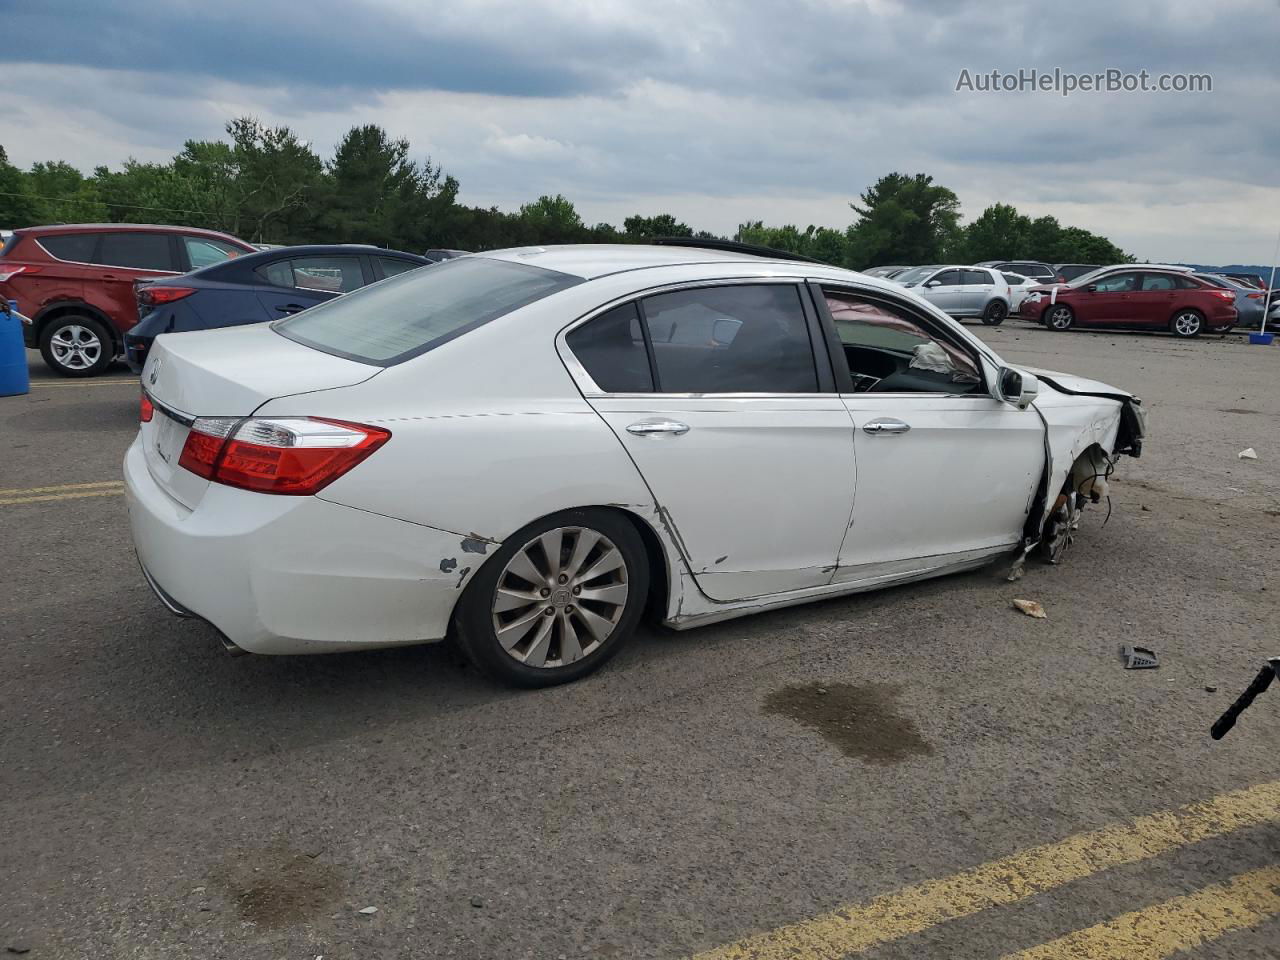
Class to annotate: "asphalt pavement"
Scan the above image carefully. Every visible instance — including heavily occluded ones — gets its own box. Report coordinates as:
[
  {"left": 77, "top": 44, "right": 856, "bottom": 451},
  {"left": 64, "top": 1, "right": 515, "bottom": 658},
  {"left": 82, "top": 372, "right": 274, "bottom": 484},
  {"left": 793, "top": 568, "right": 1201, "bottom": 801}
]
[{"left": 3, "top": 328, "right": 1280, "bottom": 960}]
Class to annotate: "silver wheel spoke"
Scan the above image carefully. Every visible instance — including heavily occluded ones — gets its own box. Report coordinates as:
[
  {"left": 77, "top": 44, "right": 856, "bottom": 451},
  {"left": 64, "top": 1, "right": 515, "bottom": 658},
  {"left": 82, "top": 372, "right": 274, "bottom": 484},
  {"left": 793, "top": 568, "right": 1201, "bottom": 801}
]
[
  {"left": 522, "top": 615, "right": 554, "bottom": 667},
  {"left": 505, "top": 549, "right": 547, "bottom": 588},
  {"left": 494, "top": 587, "right": 540, "bottom": 614},
  {"left": 575, "top": 605, "right": 616, "bottom": 644},
  {"left": 577, "top": 548, "right": 624, "bottom": 583},
  {"left": 577, "top": 583, "right": 628, "bottom": 606},
  {"left": 496, "top": 606, "right": 545, "bottom": 650},
  {"left": 538, "top": 530, "right": 563, "bottom": 580},
  {"left": 564, "top": 529, "right": 601, "bottom": 580},
  {"left": 558, "top": 612, "right": 583, "bottom": 664}
]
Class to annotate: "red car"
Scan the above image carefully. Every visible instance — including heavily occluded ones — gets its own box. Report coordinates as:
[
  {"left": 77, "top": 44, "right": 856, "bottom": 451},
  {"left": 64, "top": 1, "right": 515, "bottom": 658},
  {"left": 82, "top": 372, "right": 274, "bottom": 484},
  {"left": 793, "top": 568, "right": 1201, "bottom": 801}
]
[
  {"left": 0, "top": 223, "right": 254, "bottom": 376},
  {"left": 1019, "top": 267, "right": 1237, "bottom": 338}
]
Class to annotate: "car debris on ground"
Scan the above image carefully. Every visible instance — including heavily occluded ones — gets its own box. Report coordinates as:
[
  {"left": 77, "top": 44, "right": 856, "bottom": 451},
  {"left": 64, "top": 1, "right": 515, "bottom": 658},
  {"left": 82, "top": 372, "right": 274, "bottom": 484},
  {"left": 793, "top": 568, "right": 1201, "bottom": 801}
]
[
  {"left": 1238, "top": 447, "right": 1258, "bottom": 460},
  {"left": 1011, "top": 599, "right": 1047, "bottom": 619},
  {"left": 1120, "top": 645, "right": 1160, "bottom": 669}
]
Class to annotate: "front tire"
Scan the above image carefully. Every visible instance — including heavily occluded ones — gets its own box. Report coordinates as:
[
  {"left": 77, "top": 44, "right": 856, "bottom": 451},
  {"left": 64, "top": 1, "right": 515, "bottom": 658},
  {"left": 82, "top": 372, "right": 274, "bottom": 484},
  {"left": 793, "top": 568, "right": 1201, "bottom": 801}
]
[
  {"left": 982, "top": 300, "right": 1008, "bottom": 326},
  {"left": 39, "top": 315, "right": 114, "bottom": 377},
  {"left": 454, "top": 509, "right": 650, "bottom": 688},
  {"left": 1044, "top": 304, "right": 1075, "bottom": 331},
  {"left": 1171, "top": 310, "right": 1204, "bottom": 338}
]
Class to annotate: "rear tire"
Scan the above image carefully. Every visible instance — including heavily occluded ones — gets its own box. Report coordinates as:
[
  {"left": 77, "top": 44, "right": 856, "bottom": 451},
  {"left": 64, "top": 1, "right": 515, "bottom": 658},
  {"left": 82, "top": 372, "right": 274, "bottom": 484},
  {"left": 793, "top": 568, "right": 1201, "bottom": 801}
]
[
  {"left": 39, "top": 315, "right": 114, "bottom": 377},
  {"left": 453, "top": 508, "right": 650, "bottom": 688},
  {"left": 982, "top": 300, "right": 1007, "bottom": 326},
  {"left": 1044, "top": 305, "right": 1074, "bottom": 331},
  {"left": 1170, "top": 310, "right": 1204, "bottom": 338}
]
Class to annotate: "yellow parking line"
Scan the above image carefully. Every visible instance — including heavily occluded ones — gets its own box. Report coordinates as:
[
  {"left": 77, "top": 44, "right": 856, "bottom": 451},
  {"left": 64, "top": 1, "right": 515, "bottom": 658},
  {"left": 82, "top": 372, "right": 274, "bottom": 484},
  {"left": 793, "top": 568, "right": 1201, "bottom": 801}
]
[
  {"left": 1003, "top": 865, "right": 1280, "bottom": 960},
  {"left": 27, "top": 379, "right": 138, "bottom": 388},
  {"left": 692, "top": 779, "right": 1280, "bottom": 960},
  {"left": 0, "top": 481, "right": 124, "bottom": 497},
  {"left": 0, "top": 488, "right": 124, "bottom": 506}
]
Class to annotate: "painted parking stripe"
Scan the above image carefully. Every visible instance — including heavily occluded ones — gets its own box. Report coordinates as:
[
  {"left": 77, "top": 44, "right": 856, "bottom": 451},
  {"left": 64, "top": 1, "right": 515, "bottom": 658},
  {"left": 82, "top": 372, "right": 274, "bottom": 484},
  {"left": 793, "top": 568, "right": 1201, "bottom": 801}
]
[
  {"left": 1002, "top": 865, "right": 1280, "bottom": 960},
  {"left": 26, "top": 378, "right": 138, "bottom": 388},
  {"left": 0, "top": 481, "right": 124, "bottom": 506},
  {"left": 691, "top": 779, "right": 1280, "bottom": 960}
]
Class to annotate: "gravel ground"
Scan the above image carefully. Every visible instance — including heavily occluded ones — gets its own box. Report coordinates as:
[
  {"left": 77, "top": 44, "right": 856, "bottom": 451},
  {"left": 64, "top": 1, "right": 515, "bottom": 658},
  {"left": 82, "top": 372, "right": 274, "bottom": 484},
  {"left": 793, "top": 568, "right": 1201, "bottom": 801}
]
[{"left": 2, "top": 326, "right": 1279, "bottom": 959}]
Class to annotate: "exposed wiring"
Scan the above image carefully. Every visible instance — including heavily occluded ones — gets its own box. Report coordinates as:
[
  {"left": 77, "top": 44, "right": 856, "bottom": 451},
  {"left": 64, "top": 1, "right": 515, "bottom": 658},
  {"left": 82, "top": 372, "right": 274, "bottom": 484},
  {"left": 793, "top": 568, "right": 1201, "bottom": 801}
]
[{"left": 0, "top": 189, "right": 213, "bottom": 218}]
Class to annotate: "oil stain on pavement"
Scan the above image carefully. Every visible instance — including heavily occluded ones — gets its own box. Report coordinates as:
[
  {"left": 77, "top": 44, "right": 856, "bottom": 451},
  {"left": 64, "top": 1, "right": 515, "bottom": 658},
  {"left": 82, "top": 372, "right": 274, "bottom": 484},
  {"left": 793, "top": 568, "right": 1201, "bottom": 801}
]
[
  {"left": 763, "top": 682, "right": 933, "bottom": 763},
  {"left": 211, "top": 845, "right": 345, "bottom": 926}
]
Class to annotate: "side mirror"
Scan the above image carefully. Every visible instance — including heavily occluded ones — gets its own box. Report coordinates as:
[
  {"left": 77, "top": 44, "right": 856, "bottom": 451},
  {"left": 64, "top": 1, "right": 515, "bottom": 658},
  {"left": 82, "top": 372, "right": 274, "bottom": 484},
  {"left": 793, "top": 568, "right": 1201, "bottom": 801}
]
[
  {"left": 999, "top": 368, "right": 1040, "bottom": 409},
  {"left": 711, "top": 317, "right": 742, "bottom": 345},
  {"left": 925, "top": 280, "right": 941, "bottom": 288},
  {"left": 1086, "top": 284, "right": 1097, "bottom": 292}
]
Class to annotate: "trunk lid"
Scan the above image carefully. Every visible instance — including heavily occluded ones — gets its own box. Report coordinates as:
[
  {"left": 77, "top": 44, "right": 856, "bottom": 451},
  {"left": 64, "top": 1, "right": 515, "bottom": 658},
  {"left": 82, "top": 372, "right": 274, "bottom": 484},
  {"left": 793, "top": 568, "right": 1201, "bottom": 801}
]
[{"left": 140, "top": 325, "right": 379, "bottom": 508}]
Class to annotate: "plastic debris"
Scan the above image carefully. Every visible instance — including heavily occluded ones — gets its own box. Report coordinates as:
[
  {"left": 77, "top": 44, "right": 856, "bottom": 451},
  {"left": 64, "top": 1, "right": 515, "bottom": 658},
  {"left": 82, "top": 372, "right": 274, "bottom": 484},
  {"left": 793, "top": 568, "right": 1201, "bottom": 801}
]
[
  {"left": 1011, "top": 598, "right": 1047, "bottom": 619},
  {"left": 357, "top": 906, "right": 378, "bottom": 915},
  {"left": 1239, "top": 448, "right": 1258, "bottom": 460},
  {"left": 1120, "top": 645, "right": 1160, "bottom": 669}
]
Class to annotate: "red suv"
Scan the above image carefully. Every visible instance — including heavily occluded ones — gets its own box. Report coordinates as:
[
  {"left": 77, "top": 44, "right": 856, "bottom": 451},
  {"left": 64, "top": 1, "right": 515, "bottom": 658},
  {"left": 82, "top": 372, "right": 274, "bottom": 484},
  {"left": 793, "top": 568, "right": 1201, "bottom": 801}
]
[
  {"left": 1019, "top": 267, "right": 1237, "bottom": 338},
  {"left": 0, "top": 223, "right": 254, "bottom": 376}
]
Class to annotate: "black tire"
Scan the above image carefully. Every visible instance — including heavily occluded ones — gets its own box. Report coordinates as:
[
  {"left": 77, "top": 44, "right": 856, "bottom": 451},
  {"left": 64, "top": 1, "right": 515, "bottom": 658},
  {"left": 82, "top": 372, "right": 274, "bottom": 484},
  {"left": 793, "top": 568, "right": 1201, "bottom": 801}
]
[
  {"left": 453, "top": 508, "right": 650, "bottom": 688},
  {"left": 1170, "top": 309, "right": 1204, "bottom": 338},
  {"left": 1044, "top": 304, "right": 1074, "bottom": 331},
  {"left": 982, "top": 300, "right": 1008, "bottom": 326},
  {"left": 39, "top": 314, "right": 114, "bottom": 377}
]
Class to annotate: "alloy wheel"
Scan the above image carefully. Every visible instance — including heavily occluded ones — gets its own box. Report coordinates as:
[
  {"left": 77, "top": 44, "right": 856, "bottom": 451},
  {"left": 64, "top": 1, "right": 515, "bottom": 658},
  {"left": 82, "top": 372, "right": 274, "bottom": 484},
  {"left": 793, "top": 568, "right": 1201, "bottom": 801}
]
[
  {"left": 490, "top": 526, "right": 629, "bottom": 668},
  {"left": 1173, "top": 312, "right": 1202, "bottom": 337},
  {"left": 1047, "top": 307, "right": 1073, "bottom": 330},
  {"left": 49, "top": 324, "right": 103, "bottom": 371}
]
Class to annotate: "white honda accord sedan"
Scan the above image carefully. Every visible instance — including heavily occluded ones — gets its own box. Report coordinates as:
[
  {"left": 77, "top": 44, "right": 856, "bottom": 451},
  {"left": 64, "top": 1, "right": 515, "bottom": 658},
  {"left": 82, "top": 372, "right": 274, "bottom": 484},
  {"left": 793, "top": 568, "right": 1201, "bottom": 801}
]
[{"left": 125, "top": 242, "right": 1146, "bottom": 686}]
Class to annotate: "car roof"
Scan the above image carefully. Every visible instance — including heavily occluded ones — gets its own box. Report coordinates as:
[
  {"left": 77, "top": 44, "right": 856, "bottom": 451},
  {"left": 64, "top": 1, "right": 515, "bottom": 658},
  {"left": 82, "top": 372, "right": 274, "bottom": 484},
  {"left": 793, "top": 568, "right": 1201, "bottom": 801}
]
[
  {"left": 16, "top": 222, "right": 251, "bottom": 245},
  {"left": 237, "top": 243, "right": 426, "bottom": 261},
  {"left": 479, "top": 244, "right": 827, "bottom": 280}
]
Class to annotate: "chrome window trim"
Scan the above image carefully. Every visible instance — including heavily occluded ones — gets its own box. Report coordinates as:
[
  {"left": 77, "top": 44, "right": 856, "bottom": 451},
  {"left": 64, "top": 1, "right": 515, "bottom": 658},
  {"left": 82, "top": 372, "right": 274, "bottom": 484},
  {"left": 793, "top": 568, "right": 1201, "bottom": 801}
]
[{"left": 34, "top": 236, "right": 94, "bottom": 266}]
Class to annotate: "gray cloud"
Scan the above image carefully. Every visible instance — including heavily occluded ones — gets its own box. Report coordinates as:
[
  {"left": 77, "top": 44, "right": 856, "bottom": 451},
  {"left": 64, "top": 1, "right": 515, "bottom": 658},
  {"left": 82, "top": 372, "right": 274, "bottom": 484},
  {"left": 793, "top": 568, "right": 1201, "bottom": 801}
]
[{"left": 2, "top": 0, "right": 1279, "bottom": 263}]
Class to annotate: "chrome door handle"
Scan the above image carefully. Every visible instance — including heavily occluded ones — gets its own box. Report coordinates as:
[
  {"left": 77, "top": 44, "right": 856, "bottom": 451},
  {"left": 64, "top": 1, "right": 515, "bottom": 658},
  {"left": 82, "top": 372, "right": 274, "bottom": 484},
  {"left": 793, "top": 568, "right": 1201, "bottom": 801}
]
[
  {"left": 627, "top": 419, "right": 690, "bottom": 436},
  {"left": 862, "top": 418, "right": 911, "bottom": 436}
]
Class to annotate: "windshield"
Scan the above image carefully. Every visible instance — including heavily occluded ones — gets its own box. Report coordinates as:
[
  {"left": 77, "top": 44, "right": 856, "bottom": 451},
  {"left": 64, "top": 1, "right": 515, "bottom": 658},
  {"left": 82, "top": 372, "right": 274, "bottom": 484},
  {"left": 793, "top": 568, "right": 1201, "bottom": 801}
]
[
  {"left": 1066, "top": 267, "right": 1117, "bottom": 288},
  {"left": 275, "top": 256, "right": 582, "bottom": 365},
  {"left": 892, "top": 265, "right": 940, "bottom": 286}
]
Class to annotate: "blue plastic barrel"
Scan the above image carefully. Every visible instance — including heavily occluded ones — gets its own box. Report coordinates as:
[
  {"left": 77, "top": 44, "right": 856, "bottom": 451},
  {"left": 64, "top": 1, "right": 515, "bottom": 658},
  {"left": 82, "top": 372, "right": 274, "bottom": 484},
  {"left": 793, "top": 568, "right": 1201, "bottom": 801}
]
[{"left": 0, "top": 299, "right": 31, "bottom": 396}]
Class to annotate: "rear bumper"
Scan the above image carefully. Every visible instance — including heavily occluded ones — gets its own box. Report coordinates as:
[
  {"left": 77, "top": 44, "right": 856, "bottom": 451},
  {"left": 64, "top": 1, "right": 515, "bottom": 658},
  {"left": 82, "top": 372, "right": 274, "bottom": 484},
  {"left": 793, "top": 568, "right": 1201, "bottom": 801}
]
[{"left": 124, "top": 436, "right": 473, "bottom": 654}]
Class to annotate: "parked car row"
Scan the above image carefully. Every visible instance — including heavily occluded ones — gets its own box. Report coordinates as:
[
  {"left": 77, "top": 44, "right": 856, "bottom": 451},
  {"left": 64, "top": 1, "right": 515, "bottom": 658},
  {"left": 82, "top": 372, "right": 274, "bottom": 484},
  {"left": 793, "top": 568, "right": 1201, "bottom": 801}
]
[
  {"left": 0, "top": 222, "right": 454, "bottom": 376},
  {"left": 866, "top": 258, "right": 1272, "bottom": 338}
]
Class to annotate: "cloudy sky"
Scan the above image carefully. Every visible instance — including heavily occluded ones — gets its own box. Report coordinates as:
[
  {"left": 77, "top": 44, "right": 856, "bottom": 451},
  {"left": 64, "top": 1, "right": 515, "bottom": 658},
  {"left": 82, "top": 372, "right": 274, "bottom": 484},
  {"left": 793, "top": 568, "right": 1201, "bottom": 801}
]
[{"left": 3, "top": 0, "right": 1279, "bottom": 264}]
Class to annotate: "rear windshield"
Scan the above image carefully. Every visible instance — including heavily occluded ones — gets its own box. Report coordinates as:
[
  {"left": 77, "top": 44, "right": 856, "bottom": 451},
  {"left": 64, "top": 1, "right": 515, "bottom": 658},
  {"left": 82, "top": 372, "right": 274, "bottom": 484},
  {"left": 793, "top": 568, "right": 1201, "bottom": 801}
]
[{"left": 274, "top": 256, "right": 582, "bottom": 365}]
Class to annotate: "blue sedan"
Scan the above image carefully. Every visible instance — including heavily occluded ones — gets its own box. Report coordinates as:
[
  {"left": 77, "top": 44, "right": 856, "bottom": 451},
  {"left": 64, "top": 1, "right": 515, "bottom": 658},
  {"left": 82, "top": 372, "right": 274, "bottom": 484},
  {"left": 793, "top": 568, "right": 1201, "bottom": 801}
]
[{"left": 125, "top": 244, "right": 432, "bottom": 371}]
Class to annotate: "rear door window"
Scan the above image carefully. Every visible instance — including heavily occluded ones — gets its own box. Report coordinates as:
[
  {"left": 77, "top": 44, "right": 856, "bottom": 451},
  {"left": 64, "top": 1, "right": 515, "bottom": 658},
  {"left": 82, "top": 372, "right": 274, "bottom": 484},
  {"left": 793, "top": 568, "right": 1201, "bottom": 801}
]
[
  {"left": 375, "top": 256, "right": 423, "bottom": 279},
  {"left": 961, "top": 269, "right": 992, "bottom": 285},
  {"left": 290, "top": 257, "right": 364, "bottom": 293},
  {"left": 1140, "top": 274, "right": 1177, "bottom": 291},
  {"left": 184, "top": 236, "right": 244, "bottom": 269},
  {"left": 256, "top": 260, "right": 295, "bottom": 288},
  {"left": 96, "top": 232, "right": 176, "bottom": 271},
  {"left": 565, "top": 302, "right": 653, "bottom": 393},
  {"left": 275, "top": 256, "right": 582, "bottom": 365},
  {"left": 37, "top": 234, "right": 98, "bottom": 263},
  {"left": 640, "top": 284, "right": 818, "bottom": 394}
]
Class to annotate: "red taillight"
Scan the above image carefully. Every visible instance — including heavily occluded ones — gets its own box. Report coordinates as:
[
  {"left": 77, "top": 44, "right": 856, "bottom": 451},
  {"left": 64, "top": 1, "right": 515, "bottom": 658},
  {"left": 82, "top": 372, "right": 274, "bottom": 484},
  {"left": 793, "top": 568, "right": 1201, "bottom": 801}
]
[
  {"left": 139, "top": 286, "right": 196, "bottom": 306},
  {"left": 177, "top": 417, "right": 390, "bottom": 495},
  {"left": 139, "top": 390, "right": 154, "bottom": 423},
  {"left": 1213, "top": 290, "right": 1236, "bottom": 302},
  {"left": 0, "top": 265, "right": 40, "bottom": 283},
  {"left": 1247, "top": 292, "right": 1264, "bottom": 300}
]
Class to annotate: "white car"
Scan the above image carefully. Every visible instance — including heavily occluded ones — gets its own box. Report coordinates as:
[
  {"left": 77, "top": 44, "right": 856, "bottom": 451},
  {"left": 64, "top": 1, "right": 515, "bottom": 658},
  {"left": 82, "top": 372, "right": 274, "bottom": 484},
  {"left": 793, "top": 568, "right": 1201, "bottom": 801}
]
[
  {"left": 1002, "top": 272, "right": 1040, "bottom": 311},
  {"left": 126, "top": 243, "right": 1146, "bottom": 687},
  {"left": 893, "top": 265, "right": 1012, "bottom": 325}
]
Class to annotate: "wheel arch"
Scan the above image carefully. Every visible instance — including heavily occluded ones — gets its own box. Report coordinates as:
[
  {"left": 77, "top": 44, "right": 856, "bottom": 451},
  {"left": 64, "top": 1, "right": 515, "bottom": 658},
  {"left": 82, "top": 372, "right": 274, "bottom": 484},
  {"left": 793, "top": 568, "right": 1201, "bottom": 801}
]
[
  {"left": 34, "top": 301, "right": 121, "bottom": 351},
  {"left": 450, "top": 503, "right": 680, "bottom": 634}
]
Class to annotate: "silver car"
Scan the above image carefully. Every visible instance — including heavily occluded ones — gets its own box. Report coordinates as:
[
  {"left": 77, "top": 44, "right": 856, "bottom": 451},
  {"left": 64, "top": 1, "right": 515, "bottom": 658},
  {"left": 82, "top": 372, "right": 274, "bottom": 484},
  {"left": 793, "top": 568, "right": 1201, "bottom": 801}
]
[{"left": 895, "top": 265, "right": 1011, "bottom": 325}]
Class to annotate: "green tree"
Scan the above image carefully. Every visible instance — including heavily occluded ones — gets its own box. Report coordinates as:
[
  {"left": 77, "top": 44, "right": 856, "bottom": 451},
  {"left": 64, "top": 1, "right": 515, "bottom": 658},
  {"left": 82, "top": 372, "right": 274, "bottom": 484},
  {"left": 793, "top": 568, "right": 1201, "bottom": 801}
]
[
  {"left": 0, "top": 146, "right": 39, "bottom": 226},
  {"left": 623, "top": 213, "right": 692, "bottom": 240},
  {"left": 517, "top": 194, "right": 585, "bottom": 243},
  {"left": 957, "top": 203, "right": 1030, "bottom": 263},
  {"left": 845, "top": 172, "right": 961, "bottom": 268}
]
